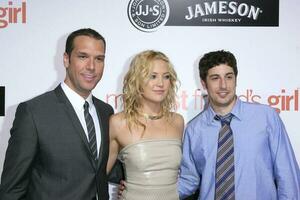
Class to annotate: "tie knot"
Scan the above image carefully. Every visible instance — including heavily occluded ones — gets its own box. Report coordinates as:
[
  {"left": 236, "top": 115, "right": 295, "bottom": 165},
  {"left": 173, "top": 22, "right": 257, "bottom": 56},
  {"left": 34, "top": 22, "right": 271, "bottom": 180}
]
[
  {"left": 84, "top": 101, "right": 89, "bottom": 111},
  {"left": 214, "top": 113, "right": 233, "bottom": 126}
]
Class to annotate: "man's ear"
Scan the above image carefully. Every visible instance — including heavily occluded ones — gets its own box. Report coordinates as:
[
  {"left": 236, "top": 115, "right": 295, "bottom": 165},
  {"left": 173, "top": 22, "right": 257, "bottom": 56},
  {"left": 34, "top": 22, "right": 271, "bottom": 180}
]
[
  {"left": 63, "top": 52, "right": 70, "bottom": 69},
  {"left": 201, "top": 79, "right": 207, "bottom": 90}
]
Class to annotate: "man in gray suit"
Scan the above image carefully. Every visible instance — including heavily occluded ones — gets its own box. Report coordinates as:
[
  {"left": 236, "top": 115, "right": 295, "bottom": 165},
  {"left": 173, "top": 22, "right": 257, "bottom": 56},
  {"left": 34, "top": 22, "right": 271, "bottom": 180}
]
[{"left": 0, "top": 28, "right": 114, "bottom": 200}]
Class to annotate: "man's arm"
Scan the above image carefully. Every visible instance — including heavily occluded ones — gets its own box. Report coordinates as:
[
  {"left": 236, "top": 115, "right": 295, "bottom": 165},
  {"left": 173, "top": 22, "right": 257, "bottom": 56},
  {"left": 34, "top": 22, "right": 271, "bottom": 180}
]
[
  {"left": 178, "top": 126, "right": 201, "bottom": 199},
  {"left": 269, "top": 109, "right": 300, "bottom": 199},
  {"left": 0, "top": 102, "right": 38, "bottom": 199}
]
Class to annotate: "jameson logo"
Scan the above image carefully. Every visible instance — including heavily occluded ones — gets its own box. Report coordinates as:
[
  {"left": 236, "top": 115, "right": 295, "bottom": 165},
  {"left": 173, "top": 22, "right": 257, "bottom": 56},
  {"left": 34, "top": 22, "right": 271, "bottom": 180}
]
[
  {"left": 185, "top": 2, "right": 262, "bottom": 21},
  {"left": 166, "top": 0, "right": 279, "bottom": 27},
  {"left": 127, "top": 0, "right": 170, "bottom": 32}
]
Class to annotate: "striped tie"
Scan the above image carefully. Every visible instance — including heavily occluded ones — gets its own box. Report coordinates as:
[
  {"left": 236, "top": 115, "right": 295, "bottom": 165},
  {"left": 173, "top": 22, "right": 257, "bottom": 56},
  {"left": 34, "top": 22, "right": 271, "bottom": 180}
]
[
  {"left": 84, "top": 101, "right": 98, "bottom": 160},
  {"left": 214, "top": 113, "right": 235, "bottom": 200}
]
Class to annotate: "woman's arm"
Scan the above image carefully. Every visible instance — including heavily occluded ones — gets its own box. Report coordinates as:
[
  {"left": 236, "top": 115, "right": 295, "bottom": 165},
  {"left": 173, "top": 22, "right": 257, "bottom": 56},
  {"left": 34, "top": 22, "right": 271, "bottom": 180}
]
[{"left": 106, "top": 115, "right": 120, "bottom": 174}]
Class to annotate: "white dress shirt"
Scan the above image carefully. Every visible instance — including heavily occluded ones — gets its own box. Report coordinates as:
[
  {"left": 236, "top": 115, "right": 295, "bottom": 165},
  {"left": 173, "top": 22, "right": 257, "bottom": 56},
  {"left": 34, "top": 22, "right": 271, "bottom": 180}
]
[{"left": 61, "top": 82, "right": 101, "bottom": 158}]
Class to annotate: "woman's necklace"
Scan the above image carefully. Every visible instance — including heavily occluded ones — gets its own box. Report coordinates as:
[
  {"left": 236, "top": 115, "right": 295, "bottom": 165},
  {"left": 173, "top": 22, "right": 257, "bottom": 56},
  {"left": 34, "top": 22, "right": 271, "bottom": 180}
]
[{"left": 141, "top": 112, "right": 164, "bottom": 120}]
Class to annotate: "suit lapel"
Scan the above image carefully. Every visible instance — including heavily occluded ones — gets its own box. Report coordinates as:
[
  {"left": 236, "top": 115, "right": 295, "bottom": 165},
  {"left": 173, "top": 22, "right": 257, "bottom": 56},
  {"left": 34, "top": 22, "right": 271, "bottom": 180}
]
[{"left": 54, "top": 85, "right": 97, "bottom": 169}]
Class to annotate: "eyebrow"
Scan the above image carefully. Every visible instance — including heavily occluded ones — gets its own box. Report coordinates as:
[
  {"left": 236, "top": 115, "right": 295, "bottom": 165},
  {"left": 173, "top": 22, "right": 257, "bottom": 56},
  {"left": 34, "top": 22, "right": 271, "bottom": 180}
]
[
  {"left": 225, "top": 72, "right": 234, "bottom": 76},
  {"left": 96, "top": 55, "right": 105, "bottom": 59},
  {"left": 76, "top": 51, "right": 105, "bottom": 58},
  {"left": 209, "top": 72, "right": 234, "bottom": 77},
  {"left": 151, "top": 72, "right": 170, "bottom": 74}
]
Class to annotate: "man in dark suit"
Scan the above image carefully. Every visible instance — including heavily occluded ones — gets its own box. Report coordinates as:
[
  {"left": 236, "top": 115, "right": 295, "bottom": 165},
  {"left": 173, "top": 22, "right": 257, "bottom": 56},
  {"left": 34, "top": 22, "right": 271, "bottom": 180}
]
[{"left": 0, "top": 28, "right": 114, "bottom": 200}]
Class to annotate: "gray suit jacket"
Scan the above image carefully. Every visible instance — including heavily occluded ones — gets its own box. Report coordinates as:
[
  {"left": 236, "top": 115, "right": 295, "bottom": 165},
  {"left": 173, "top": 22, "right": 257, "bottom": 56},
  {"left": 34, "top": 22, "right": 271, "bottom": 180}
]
[{"left": 0, "top": 85, "right": 114, "bottom": 200}]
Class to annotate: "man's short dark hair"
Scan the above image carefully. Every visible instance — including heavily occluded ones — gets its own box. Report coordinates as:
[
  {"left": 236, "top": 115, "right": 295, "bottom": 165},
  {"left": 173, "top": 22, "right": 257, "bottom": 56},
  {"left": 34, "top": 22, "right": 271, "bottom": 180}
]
[
  {"left": 65, "top": 28, "right": 106, "bottom": 56},
  {"left": 199, "top": 50, "right": 238, "bottom": 81}
]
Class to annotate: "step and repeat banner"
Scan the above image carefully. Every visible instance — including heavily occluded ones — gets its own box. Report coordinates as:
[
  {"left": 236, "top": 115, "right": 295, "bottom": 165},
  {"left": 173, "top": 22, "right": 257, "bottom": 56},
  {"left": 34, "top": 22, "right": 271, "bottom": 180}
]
[{"left": 0, "top": 0, "right": 299, "bottom": 196}]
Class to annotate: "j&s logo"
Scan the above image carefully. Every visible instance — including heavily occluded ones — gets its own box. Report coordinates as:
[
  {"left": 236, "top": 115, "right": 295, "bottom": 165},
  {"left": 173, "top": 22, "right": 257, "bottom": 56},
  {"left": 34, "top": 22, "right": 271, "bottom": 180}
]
[
  {"left": 0, "top": 1, "right": 27, "bottom": 29},
  {"left": 128, "top": 0, "right": 170, "bottom": 32}
]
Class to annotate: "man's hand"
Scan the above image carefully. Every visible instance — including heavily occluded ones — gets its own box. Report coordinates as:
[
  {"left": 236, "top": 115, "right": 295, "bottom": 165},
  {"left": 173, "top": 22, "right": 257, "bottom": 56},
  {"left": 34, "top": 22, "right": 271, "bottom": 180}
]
[{"left": 118, "top": 180, "right": 125, "bottom": 199}]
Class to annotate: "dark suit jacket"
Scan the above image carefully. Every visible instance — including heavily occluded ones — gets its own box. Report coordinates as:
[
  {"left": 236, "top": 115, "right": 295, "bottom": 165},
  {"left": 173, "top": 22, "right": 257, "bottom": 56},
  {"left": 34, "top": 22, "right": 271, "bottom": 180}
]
[{"left": 0, "top": 85, "right": 114, "bottom": 200}]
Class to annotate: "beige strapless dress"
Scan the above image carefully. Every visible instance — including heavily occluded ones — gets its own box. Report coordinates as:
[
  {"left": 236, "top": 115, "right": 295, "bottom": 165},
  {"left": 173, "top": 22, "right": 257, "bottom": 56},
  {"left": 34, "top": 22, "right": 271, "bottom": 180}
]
[{"left": 118, "top": 139, "right": 182, "bottom": 200}]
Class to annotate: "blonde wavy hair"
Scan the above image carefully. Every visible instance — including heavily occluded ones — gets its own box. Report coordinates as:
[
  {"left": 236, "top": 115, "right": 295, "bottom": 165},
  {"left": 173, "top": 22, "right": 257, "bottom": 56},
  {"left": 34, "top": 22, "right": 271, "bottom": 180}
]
[{"left": 123, "top": 50, "right": 178, "bottom": 132}]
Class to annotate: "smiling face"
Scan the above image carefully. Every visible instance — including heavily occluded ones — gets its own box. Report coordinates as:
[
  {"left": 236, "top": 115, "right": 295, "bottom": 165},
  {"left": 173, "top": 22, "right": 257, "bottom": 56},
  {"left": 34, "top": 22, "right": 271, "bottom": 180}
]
[
  {"left": 63, "top": 35, "right": 105, "bottom": 98},
  {"left": 202, "top": 64, "right": 237, "bottom": 114},
  {"left": 141, "top": 59, "right": 171, "bottom": 106}
]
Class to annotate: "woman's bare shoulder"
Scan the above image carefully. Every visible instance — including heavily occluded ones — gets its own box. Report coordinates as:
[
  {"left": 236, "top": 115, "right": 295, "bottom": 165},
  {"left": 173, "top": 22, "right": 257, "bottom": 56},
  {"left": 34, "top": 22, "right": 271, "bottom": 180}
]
[
  {"left": 169, "top": 112, "right": 184, "bottom": 138},
  {"left": 109, "top": 112, "right": 127, "bottom": 131},
  {"left": 170, "top": 112, "right": 184, "bottom": 125},
  {"left": 110, "top": 112, "right": 125, "bottom": 121}
]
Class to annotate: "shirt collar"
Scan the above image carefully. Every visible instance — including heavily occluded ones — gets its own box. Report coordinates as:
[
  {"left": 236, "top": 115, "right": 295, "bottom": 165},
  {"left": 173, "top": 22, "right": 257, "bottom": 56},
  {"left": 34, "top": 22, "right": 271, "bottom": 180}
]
[
  {"left": 61, "top": 82, "right": 93, "bottom": 111},
  {"left": 230, "top": 98, "right": 242, "bottom": 121},
  {"left": 205, "top": 97, "right": 243, "bottom": 125}
]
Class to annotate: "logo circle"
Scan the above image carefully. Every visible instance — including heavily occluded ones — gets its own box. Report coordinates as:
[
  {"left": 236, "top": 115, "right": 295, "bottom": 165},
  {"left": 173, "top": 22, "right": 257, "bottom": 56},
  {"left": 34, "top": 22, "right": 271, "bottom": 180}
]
[{"left": 128, "top": 0, "right": 170, "bottom": 32}]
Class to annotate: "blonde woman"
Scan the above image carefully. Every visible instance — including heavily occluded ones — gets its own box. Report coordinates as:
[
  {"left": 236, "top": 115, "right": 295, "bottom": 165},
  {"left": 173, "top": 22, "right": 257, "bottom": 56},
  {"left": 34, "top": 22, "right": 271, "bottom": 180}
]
[{"left": 107, "top": 50, "right": 184, "bottom": 200}]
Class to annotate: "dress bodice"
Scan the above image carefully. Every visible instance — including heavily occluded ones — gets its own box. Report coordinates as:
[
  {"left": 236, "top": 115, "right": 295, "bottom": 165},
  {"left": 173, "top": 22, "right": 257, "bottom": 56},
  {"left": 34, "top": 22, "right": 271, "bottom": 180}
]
[{"left": 118, "top": 139, "right": 182, "bottom": 200}]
